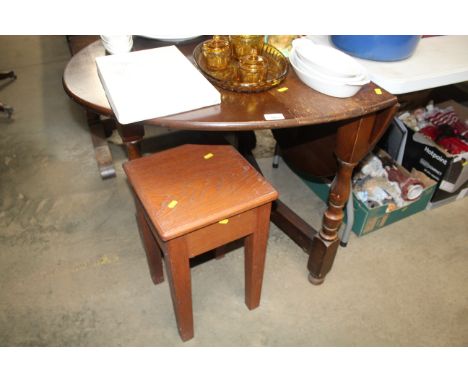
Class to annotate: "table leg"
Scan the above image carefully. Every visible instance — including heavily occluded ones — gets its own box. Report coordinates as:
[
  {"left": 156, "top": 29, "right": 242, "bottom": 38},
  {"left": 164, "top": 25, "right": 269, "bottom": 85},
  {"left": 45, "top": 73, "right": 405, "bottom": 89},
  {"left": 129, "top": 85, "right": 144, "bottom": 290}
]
[
  {"left": 307, "top": 158, "right": 355, "bottom": 284},
  {"left": 307, "top": 104, "right": 399, "bottom": 284},
  {"left": 116, "top": 122, "right": 145, "bottom": 160},
  {"left": 86, "top": 111, "right": 116, "bottom": 179}
]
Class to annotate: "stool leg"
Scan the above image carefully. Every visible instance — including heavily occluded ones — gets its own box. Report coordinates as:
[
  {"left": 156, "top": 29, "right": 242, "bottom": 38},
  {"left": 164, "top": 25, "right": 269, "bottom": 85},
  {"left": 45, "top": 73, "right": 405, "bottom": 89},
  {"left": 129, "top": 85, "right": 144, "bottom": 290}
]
[
  {"left": 165, "top": 239, "right": 194, "bottom": 341},
  {"left": 135, "top": 207, "right": 164, "bottom": 284},
  {"left": 214, "top": 246, "right": 226, "bottom": 260},
  {"left": 244, "top": 203, "right": 272, "bottom": 310}
]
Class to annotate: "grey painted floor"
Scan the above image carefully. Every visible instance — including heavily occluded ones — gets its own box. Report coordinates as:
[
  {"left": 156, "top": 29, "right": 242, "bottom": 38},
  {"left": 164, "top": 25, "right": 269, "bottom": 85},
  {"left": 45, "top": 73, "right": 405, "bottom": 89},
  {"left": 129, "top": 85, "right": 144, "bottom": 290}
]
[{"left": 1, "top": 36, "right": 467, "bottom": 347}]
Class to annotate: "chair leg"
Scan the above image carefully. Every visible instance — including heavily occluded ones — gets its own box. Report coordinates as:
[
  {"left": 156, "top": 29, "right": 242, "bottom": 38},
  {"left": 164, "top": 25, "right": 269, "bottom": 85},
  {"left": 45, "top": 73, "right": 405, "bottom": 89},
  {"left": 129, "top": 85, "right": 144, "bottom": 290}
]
[
  {"left": 244, "top": 203, "right": 271, "bottom": 310},
  {"left": 135, "top": 205, "right": 164, "bottom": 284},
  {"left": 0, "top": 71, "right": 16, "bottom": 119},
  {"left": 165, "top": 239, "right": 194, "bottom": 341},
  {"left": 0, "top": 102, "right": 14, "bottom": 118},
  {"left": 0, "top": 70, "right": 16, "bottom": 80},
  {"left": 340, "top": 179, "right": 355, "bottom": 247},
  {"left": 272, "top": 142, "right": 281, "bottom": 168}
]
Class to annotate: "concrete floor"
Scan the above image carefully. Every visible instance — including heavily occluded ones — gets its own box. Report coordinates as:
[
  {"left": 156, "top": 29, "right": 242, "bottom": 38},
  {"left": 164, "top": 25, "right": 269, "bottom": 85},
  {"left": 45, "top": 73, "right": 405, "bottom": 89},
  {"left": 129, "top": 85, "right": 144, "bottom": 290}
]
[{"left": 0, "top": 36, "right": 467, "bottom": 346}]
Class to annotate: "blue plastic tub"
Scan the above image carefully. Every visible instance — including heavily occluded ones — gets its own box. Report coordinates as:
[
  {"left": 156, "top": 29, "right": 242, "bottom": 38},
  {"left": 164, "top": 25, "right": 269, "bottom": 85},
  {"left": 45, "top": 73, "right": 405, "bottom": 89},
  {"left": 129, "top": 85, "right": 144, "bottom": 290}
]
[{"left": 330, "top": 35, "right": 421, "bottom": 62}]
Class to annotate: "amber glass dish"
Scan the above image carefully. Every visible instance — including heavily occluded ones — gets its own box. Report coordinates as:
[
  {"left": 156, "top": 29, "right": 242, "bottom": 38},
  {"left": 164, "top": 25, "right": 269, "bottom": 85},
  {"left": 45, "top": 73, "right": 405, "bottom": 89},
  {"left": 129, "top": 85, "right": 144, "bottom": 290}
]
[
  {"left": 202, "top": 38, "right": 231, "bottom": 71},
  {"left": 193, "top": 42, "right": 288, "bottom": 93},
  {"left": 230, "top": 35, "right": 264, "bottom": 58},
  {"left": 239, "top": 54, "right": 267, "bottom": 83}
]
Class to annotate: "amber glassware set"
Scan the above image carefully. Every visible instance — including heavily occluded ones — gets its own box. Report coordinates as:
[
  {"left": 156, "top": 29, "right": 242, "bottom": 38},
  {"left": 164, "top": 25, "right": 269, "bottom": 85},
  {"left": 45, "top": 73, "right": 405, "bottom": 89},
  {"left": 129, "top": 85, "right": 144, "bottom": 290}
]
[
  {"left": 202, "top": 35, "right": 267, "bottom": 84},
  {"left": 195, "top": 35, "right": 288, "bottom": 93}
]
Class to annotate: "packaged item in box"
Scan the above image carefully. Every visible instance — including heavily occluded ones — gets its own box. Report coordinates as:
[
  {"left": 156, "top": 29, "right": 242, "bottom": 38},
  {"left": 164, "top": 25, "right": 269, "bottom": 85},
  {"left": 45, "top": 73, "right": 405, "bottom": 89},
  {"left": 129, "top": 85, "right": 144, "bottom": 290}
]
[
  {"left": 381, "top": 100, "right": 468, "bottom": 206},
  {"left": 353, "top": 151, "right": 425, "bottom": 209},
  {"left": 398, "top": 101, "right": 468, "bottom": 155},
  {"left": 296, "top": 149, "right": 437, "bottom": 236}
]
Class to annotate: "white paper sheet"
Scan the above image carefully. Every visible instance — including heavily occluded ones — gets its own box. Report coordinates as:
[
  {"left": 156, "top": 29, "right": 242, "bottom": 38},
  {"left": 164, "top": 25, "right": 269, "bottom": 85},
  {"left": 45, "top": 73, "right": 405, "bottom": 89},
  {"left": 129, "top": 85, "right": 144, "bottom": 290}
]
[{"left": 95, "top": 46, "right": 221, "bottom": 124}]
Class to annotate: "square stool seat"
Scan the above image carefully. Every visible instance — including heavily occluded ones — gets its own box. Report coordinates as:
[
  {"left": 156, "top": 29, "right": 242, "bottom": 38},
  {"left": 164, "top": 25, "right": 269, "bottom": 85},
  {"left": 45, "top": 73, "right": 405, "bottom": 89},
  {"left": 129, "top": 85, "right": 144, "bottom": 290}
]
[
  {"left": 123, "top": 144, "right": 278, "bottom": 341},
  {"left": 124, "top": 144, "right": 278, "bottom": 241}
]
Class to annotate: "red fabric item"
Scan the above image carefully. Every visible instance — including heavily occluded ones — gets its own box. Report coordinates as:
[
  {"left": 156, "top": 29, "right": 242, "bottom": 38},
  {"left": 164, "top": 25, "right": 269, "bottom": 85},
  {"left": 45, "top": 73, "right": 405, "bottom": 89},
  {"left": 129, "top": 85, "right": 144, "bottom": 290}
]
[
  {"left": 453, "top": 120, "right": 468, "bottom": 137},
  {"left": 427, "top": 109, "right": 458, "bottom": 126},
  {"left": 437, "top": 137, "right": 468, "bottom": 155},
  {"left": 420, "top": 124, "right": 439, "bottom": 141},
  {"left": 419, "top": 107, "right": 468, "bottom": 154}
]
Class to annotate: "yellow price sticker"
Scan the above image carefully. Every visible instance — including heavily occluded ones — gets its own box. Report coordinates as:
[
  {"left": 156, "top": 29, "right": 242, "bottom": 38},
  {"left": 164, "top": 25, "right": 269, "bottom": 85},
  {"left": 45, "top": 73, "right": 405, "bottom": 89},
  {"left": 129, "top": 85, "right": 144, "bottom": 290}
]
[
  {"left": 374, "top": 88, "right": 382, "bottom": 95},
  {"left": 167, "top": 200, "right": 178, "bottom": 209},
  {"left": 218, "top": 219, "right": 229, "bottom": 224}
]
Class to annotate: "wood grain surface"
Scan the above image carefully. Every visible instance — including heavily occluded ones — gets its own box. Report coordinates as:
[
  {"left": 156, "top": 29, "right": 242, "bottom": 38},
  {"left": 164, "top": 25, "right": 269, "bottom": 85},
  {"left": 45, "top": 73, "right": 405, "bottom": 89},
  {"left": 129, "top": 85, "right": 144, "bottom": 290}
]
[
  {"left": 63, "top": 37, "right": 397, "bottom": 131},
  {"left": 123, "top": 144, "right": 278, "bottom": 240}
]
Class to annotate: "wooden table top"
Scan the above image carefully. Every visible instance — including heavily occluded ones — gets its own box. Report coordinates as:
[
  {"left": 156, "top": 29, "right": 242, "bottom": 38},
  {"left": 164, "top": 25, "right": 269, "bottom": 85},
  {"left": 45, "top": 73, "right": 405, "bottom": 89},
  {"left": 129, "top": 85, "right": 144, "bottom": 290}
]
[{"left": 63, "top": 36, "right": 397, "bottom": 131}]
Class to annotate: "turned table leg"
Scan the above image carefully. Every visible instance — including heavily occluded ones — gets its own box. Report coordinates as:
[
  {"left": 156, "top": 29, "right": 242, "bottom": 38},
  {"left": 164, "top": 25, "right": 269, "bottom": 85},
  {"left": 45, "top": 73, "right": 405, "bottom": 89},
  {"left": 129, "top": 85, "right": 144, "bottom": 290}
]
[
  {"left": 307, "top": 159, "right": 356, "bottom": 285},
  {"left": 116, "top": 122, "right": 145, "bottom": 160},
  {"left": 307, "top": 104, "right": 399, "bottom": 284}
]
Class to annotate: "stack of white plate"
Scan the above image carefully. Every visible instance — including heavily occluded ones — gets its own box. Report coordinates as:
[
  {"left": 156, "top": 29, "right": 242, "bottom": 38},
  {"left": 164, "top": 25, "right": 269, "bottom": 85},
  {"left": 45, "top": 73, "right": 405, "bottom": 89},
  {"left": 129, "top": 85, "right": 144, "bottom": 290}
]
[
  {"left": 289, "top": 38, "right": 370, "bottom": 98},
  {"left": 100, "top": 35, "right": 133, "bottom": 55},
  {"left": 138, "top": 35, "right": 201, "bottom": 42}
]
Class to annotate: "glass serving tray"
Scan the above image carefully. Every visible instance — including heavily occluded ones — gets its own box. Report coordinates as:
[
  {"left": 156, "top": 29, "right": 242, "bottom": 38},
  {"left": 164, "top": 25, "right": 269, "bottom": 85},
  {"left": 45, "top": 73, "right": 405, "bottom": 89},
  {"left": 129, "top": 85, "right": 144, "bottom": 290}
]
[{"left": 193, "top": 42, "right": 289, "bottom": 93}]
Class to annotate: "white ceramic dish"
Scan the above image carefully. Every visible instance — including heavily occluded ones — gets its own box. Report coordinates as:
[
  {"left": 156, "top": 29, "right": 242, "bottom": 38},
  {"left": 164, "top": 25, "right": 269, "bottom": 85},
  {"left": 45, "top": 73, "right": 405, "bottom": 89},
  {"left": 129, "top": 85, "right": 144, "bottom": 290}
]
[
  {"left": 100, "top": 35, "right": 132, "bottom": 42},
  {"left": 292, "top": 38, "right": 367, "bottom": 79},
  {"left": 292, "top": 50, "right": 369, "bottom": 86},
  {"left": 290, "top": 49, "right": 364, "bottom": 98},
  {"left": 100, "top": 35, "right": 133, "bottom": 54},
  {"left": 138, "top": 35, "right": 201, "bottom": 42}
]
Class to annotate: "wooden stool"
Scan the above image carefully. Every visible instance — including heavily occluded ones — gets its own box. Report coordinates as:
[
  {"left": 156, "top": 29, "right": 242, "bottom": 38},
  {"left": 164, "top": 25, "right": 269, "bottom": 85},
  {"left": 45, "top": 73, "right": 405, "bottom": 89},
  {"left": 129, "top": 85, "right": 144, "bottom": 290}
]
[{"left": 123, "top": 144, "right": 278, "bottom": 341}]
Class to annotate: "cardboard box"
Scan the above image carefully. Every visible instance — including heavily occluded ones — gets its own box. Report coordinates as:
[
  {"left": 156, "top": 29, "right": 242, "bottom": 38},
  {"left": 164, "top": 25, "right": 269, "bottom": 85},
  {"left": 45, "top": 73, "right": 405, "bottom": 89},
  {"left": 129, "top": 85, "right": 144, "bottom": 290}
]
[
  {"left": 427, "top": 186, "right": 468, "bottom": 209},
  {"left": 294, "top": 151, "right": 437, "bottom": 237},
  {"left": 381, "top": 100, "right": 468, "bottom": 206}
]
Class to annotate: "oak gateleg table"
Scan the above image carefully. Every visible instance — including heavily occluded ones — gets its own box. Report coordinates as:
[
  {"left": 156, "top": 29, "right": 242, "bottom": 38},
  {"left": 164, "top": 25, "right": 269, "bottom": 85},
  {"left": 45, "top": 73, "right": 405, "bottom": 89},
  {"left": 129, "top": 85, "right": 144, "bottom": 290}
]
[{"left": 63, "top": 36, "right": 398, "bottom": 285}]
